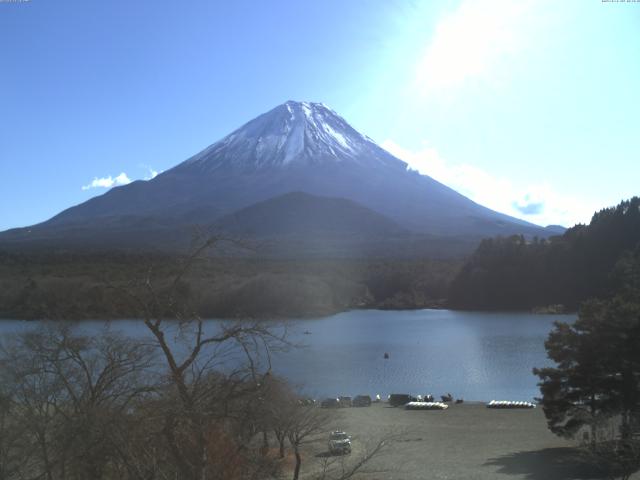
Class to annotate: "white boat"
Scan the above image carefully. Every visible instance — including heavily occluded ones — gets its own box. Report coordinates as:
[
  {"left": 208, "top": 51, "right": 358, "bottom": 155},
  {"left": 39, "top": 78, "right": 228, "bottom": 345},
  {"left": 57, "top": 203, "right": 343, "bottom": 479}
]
[
  {"left": 405, "top": 401, "right": 449, "bottom": 410},
  {"left": 486, "top": 400, "right": 536, "bottom": 409}
]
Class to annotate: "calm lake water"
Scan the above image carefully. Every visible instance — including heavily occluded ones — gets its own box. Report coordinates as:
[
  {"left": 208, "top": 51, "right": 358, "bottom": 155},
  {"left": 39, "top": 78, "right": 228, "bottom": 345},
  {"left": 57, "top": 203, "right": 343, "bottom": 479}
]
[{"left": 0, "top": 309, "right": 575, "bottom": 402}]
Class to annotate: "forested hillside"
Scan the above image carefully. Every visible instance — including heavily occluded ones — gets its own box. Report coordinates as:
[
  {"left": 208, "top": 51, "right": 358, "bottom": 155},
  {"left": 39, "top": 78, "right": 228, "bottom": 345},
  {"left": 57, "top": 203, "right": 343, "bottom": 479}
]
[
  {"left": 449, "top": 197, "right": 640, "bottom": 311},
  {"left": 0, "top": 252, "right": 459, "bottom": 320}
]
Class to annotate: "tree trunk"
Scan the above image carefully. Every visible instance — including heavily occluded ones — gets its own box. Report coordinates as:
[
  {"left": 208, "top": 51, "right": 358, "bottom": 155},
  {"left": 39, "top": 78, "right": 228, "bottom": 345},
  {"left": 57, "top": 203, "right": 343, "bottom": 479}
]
[
  {"left": 292, "top": 446, "right": 301, "bottom": 480},
  {"left": 37, "top": 430, "right": 54, "bottom": 480},
  {"left": 590, "top": 395, "right": 597, "bottom": 447},
  {"left": 621, "top": 410, "right": 631, "bottom": 440},
  {"left": 200, "top": 445, "right": 207, "bottom": 480}
]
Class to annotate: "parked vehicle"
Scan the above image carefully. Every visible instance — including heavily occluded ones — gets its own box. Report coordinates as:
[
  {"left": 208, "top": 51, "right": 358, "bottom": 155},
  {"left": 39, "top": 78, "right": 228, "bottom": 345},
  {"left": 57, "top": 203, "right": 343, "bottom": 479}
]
[
  {"left": 338, "top": 396, "right": 352, "bottom": 407},
  {"left": 321, "top": 398, "right": 340, "bottom": 408},
  {"left": 353, "top": 395, "right": 372, "bottom": 407},
  {"left": 328, "top": 431, "right": 352, "bottom": 455},
  {"left": 388, "top": 394, "right": 413, "bottom": 407}
]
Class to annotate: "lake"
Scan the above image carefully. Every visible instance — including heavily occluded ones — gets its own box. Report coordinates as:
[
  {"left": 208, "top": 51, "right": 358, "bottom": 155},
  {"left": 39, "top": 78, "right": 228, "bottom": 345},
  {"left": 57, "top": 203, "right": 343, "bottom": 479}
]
[{"left": 0, "top": 309, "right": 575, "bottom": 402}]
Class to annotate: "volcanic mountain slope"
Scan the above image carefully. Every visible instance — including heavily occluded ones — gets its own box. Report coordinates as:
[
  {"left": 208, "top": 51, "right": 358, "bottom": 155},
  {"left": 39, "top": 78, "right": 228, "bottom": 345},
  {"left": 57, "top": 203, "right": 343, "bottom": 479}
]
[
  {"left": 217, "top": 192, "right": 407, "bottom": 237},
  {"left": 0, "top": 101, "right": 558, "bottom": 253}
]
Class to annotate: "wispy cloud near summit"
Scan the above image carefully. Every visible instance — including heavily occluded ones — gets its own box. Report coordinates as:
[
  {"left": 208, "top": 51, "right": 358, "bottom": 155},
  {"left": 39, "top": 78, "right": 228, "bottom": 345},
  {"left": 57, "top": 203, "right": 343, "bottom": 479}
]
[
  {"left": 82, "top": 165, "right": 161, "bottom": 191},
  {"left": 382, "top": 139, "right": 597, "bottom": 228},
  {"left": 81, "top": 172, "right": 131, "bottom": 191}
]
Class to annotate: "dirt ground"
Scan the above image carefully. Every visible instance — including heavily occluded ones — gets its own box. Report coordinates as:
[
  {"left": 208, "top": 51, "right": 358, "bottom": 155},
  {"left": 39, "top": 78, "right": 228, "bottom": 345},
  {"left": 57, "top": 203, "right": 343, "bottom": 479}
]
[{"left": 298, "top": 402, "right": 632, "bottom": 480}]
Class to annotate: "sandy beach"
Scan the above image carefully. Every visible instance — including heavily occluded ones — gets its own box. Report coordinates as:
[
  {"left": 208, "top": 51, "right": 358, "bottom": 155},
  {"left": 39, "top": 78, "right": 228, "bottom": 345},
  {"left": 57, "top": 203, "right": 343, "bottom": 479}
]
[{"left": 299, "top": 402, "right": 626, "bottom": 480}]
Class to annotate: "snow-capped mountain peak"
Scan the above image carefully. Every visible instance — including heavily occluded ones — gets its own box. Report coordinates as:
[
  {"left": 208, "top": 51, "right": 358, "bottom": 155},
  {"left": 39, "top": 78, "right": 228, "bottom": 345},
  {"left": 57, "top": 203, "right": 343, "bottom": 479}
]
[
  {"left": 0, "top": 100, "right": 555, "bottom": 252},
  {"left": 181, "top": 101, "right": 404, "bottom": 172}
]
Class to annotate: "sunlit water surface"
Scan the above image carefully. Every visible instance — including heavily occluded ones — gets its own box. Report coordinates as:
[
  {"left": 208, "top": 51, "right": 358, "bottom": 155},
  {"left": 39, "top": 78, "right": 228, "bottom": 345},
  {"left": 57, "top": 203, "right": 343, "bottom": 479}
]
[{"left": 0, "top": 309, "right": 575, "bottom": 402}]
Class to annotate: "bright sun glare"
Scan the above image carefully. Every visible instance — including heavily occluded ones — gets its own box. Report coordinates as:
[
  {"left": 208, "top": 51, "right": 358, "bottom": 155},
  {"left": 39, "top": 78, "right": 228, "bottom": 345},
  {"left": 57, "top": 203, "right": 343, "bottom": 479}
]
[{"left": 415, "top": 0, "right": 535, "bottom": 92}]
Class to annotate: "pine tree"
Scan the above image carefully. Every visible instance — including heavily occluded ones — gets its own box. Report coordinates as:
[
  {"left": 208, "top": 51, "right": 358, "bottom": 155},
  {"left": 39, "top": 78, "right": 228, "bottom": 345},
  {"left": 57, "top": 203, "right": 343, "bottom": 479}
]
[{"left": 534, "top": 248, "right": 640, "bottom": 442}]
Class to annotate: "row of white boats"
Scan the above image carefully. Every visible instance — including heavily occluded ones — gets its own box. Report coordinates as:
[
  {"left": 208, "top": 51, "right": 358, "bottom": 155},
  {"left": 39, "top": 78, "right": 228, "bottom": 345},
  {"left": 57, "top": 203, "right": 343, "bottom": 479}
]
[
  {"left": 402, "top": 400, "right": 537, "bottom": 410},
  {"left": 405, "top": 401, "right": 449, "bottom": 410},
  {"left": 486, "top": 400, "right": 536, "bottom": 409}
]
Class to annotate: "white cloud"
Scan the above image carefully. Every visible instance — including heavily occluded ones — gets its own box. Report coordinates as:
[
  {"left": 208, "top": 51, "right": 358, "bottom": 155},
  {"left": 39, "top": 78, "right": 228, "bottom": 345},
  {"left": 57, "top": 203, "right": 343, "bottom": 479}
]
[
  {"left": 382, "top": 139, "right": 598, "bottom": 228},
  {"left": 81, "top": 165, "right": 161, "bottom": 191},
  {"left": 139, "top": 164, "right": 160, "bottom": 180},
  {"left": 144, "top": 168, "right": 159, "bottom": 180},
  {"left": 81, "top": 172, "right": 132, "bottom": 191},
  {"left": 415, "top": 0, "right": 539, "bottom": 93}
]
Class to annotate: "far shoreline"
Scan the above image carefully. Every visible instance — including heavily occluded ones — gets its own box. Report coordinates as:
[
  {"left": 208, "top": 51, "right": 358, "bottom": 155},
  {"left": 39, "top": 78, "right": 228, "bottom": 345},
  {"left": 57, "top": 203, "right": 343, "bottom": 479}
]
[{"left": 0, "top": 305, "right": 579, "bottom": 322}]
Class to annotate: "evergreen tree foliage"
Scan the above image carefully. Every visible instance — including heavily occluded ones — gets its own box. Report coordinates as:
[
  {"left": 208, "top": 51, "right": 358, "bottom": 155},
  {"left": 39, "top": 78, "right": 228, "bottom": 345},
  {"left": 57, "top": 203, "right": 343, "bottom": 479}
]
[
  {"left": 450, "top": 197, "right": 640, "bottom": 310},
  {"left": 534, "top": 247, "right": 640, "bottom": 441}
]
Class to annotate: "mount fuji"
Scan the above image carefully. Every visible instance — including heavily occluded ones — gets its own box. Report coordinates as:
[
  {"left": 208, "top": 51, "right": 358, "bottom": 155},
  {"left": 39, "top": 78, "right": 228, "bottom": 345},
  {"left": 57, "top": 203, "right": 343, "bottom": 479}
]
[{"left": 0, "top": 101, "right": 559, "bottom": 255}]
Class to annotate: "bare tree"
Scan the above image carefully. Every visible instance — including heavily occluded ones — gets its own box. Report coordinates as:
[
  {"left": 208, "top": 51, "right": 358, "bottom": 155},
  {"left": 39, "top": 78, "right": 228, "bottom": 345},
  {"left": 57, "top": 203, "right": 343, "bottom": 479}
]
[
  {"left": 285, "top": 404, "right": 332, "bottom": 480},
  {"left": 0, "top": 384, "right": 27, "bottom": 480},
  {"left": 315, "top": 430, "right": 403, "bottom": 480},
  {"left": 256, "top": 375, "right": 296, "bottom": 459},
  {"left": 116, "top": 235, "right": 290, "bottom": 480},
  {"left": 0, "top": 234, "right": 402, "bottom": 480},
  {"left": 0, "top": 324, "right": 156, "bottom": 480}
]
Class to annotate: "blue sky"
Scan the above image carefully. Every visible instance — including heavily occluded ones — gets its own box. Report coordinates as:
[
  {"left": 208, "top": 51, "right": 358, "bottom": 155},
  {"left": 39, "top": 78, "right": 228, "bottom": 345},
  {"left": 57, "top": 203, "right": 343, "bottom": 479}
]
[{"left": 1, "top": 0, "right": 638, "bottom": 231}]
